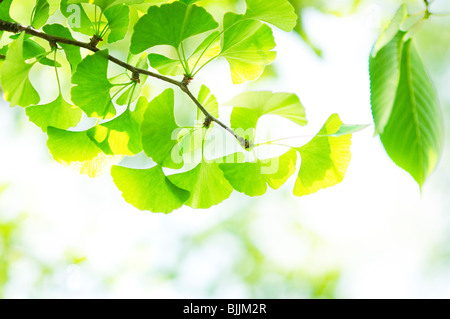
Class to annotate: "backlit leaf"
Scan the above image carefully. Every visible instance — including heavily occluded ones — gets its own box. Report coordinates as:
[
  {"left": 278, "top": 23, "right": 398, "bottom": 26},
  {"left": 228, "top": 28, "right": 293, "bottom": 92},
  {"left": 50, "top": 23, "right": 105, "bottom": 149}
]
[
  {"left": 244, "top": 0, "right": 297, "bottom": 32},
  {"left": 112, "top": 165, "right": 190, "bottom": 213},
  {"left": 26, "top": 94, "right": 82, "bottom": 132},
  {"left": 47, "top": 127, "right": 121, "bottom": 178},
  {"left": 168, "top": 160, "right": 233, "bottom": 209},
  {"left": 294, "top": 114, "right": 352, "bottom": 196},
  {"left": 380, "top": 40, "right": 443, "bottom": 187},
  {"left": 220, "top": 13, "right": 276, "bottom": 84},
  {"left": 71, "top": 50, "right": 116, "bottom": 119},
  {"left": 130, "top": 1, "right": 218, "bottom": 54},
  {"left": 141, "top": 89, "right": 184, "bottom": 169},
  {"left": 0, "top": 33, "right": 40, "bottom": 107}
]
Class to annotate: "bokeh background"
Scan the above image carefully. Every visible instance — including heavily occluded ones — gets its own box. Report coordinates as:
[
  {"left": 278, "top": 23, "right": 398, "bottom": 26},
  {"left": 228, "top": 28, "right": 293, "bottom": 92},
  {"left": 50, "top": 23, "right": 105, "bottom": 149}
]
[{"left": 1, "top": 0, "right": 450, "bottom": 298}]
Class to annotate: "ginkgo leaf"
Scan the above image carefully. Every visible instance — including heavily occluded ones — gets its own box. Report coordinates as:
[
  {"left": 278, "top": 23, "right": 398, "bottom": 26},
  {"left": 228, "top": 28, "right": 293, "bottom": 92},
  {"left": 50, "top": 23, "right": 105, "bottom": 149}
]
[
  {"left": 197, "top": 85, "right": 219, "bottom": 121},
  {"left": 47, "top": 127, "right": 121, "bottom": 178},
  {"left": 141, "top": 89, "right": 184, "bottom": 169},
  {"left": 71, "top": 50, "right": 116, "bottom": 119},
  {"left": 130, "top": 1, "right": 218, "bottom": 54},
  {"left": 25, "top": 94, "right": 82, "bottom": 132},
  {"left": 220, "top": 149, "right": 297, "bottom": 197},
  {"left": 294, "top": 114, "right": 352, "bottom": 196},
  {"left": 244, "top": 0, "right": 297, "bottom": 32},
  {"left": 168, "top": 160, "right": 233, "bottom": 209},
  {"left": 0, "top": 33, "right": 40, "bottom": 107},
  {"left": 103, "top": 4, "right": 130, "bottom": 43},
  {"left": 370, "top": 31, "right": 406, "bottom": 135},
  {"left": 380, "top": 40, "right": 443, "bottom": 187},
  {"left": 148, "top": 54, "right": 184, "bottom": 76},
  {"left": 111, "top": 165, "right": 190, "bottom": 213},
  {"left": 220, "top": 13, "right": 276, "bottom": 84},
  {"left": 61, "top": 0, "right": 94, "bottom": 35},
  {"left": 228, "top": 91, "right": 307, "bottom": 141},
  {"left": 69, "top": 0, "right": 147, "bottom": 11},
  {"left": 87, "top": 108, "right": 143, "bottom": 156},
  {"left": 43, "top": 24, "right": 82, "bottom": 72}
]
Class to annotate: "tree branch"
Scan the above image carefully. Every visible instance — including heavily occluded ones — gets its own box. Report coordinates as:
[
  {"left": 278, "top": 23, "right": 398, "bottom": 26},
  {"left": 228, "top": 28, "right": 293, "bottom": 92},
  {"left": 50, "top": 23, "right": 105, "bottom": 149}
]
[{"left": 0, "top": 19, "right": 250, "bottom": 149}]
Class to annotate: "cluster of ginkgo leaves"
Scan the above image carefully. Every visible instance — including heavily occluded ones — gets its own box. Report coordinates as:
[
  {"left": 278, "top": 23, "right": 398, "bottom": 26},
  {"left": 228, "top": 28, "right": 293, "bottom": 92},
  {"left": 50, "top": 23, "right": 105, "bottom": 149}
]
[{"left": 0, "top": 0, "right": 441, "bottom": 214}]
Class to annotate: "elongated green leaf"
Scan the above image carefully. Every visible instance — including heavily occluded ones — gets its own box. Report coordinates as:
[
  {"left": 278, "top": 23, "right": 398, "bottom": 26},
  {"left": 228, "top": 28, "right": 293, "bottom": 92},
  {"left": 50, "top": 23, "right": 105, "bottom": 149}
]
[
  {"left": 294, "top": 114, "right": 352, "bottom": 196},
  {"left": 220, "top": 149, "right": 297, "bottom": 197},
  {"left": 244, "top": 0, "right": 297, "bottom": 32},
  {"left": 112, "top": 165, "right": 190, "bottom": 213},
  {"left": 220, "top": 13, "right": 276, "bottom": 84},
  {"left": 130, "top": 2, "right": 218, "bottom": 54},
  {"left": 372, "top": 4, "right": 407, "bottom": 58},
  {"left": 228, "top": 91, "right": 307, "bottom": 141},
  {"left": 0, "top": 33, "right": 40, "bottom": 107},
  {"left": 141, "top": 89, "right": 184, "bottom": 169},
  {"left": 26, "top": 94, "right": 82, "bottom": 132},
  {"left": 47, "top": 127, "right": 121, "bottom": 177},
  {"left": 43, "top": 24, "right": 82, "bottom": 72},
  {"left": 168, "top": 160, "right": 233, "bottom": 209},
  {"left": 370, "top": 31, "right": 406, "bottom": 135},
  {"left": 380, "top": 40, "right": 443, "bottom": 187},
  {"left": 71, "top": 50, "right": 116, "bottom": 119}
]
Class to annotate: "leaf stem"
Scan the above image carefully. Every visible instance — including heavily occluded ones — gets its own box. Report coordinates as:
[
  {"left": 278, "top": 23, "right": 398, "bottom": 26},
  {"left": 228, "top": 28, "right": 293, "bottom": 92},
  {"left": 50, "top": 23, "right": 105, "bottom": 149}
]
[{"left": 53, "top": 49, "right": 61, "bottom": 93}]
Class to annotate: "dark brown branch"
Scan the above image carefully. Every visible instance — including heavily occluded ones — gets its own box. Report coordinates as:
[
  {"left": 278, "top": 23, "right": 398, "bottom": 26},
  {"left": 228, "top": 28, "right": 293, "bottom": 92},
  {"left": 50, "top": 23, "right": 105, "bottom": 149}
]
[{"left": 0, "top": 19, "right": 249, "bottom": 149}]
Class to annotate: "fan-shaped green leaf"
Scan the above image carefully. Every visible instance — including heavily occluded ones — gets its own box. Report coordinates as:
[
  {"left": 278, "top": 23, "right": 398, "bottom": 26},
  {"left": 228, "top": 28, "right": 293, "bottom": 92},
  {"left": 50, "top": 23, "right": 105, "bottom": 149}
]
[
  {"left": 294, "top": 114, "right": 352, "bottom": 196},
  {"left": 220, "top": 149, "right": 297, "bottom": 197},
  {"left": 47, "top": 127, "right": 121, "bottom": 177},
  {"left": 0, "top": 33, "right": 40, "bottom": 107},
  {"left": 130, "top": 1, "right": 218, "bottom": 54},
  {"left": 380, "top": 40, "right": 443, "bottom": 187},
  {"left": 148, "top": 54, "right": 184, "bottom": 77},
  {"left": 244, "top": 0, "right": 297, "bottom": 32},
  {"left": 87, "top": 108, "right": 143, "bottom": 156},
  {"left": 141, "top": 89, "right": 184, "bottom": 169},
  {"left": 168, "top": 160, "right": 233, "bottom": 209},
  {"left": 103, "top": 4, "right": 130, "bottom": 43},
  {"left": 71, "top": 50, "right": 116, "bottom": 119},
  {"left": 220, "top": 13, "right": 276, "bottom": 84},
  {"left": 111, "top": 165, "right": 190, "bottom": 213},
  {"left": 26, "top": 94, "right": 82, "bottom": 132},
  {"left": 197, "top": 85, "right": 219, "bottom": 121},
  {"left": 228, "top": 91, "right": 307, "bottom": 141}
]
